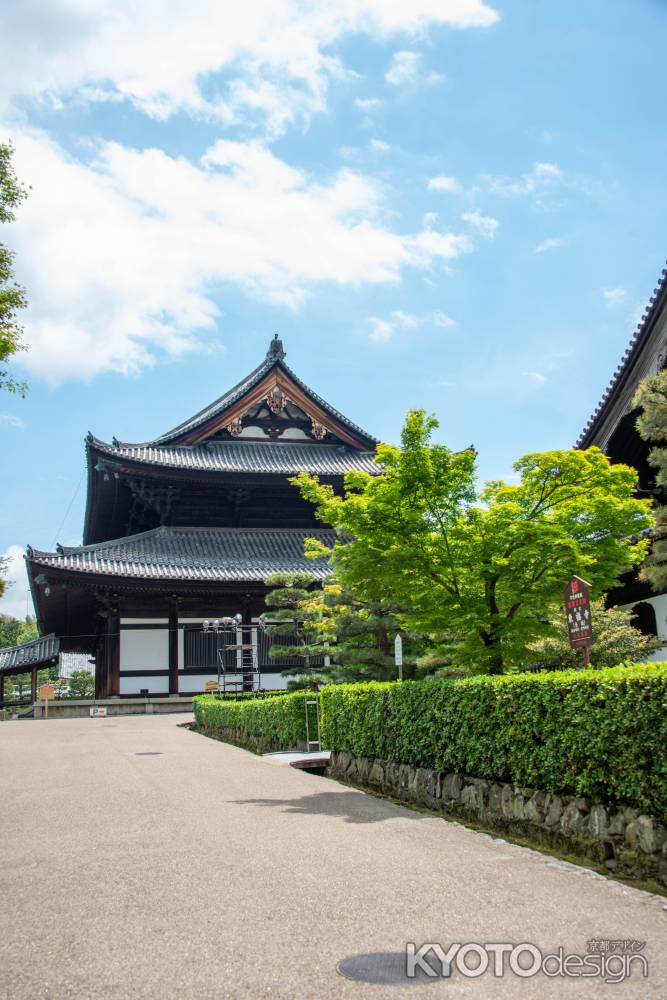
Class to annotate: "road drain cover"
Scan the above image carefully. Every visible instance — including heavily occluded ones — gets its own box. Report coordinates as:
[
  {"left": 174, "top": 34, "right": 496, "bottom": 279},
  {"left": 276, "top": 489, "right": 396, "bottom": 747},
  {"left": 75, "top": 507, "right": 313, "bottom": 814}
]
[
  {"left": 135, "top": 752, "right": 163, "bottom": 756},
  {"left": 337, "top": 952, "right": 442, "bottom": 985}
]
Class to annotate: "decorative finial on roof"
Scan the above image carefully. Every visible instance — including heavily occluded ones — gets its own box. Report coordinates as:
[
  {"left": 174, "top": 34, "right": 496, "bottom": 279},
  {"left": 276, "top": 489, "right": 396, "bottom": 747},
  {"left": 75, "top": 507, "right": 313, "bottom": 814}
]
[{"left": 266, "top": 333, "right": 286, "bottom": 362}]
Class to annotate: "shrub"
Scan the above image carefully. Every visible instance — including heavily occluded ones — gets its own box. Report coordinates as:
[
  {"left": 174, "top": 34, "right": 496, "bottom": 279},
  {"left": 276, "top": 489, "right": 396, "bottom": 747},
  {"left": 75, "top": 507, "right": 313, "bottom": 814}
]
[
  {"left": 211, "top": 690, "right": 290, "bottom": 702},
  {"left": 193, "top": 689, "right": 317, "bottom": 752},
  {"left": 319, "top": 664, "right": 667, "bottom": 819}
]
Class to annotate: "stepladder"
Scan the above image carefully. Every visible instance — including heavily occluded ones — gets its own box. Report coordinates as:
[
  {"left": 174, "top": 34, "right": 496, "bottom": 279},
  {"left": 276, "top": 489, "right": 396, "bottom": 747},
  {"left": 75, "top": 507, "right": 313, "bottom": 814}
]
[{"left": 304, "top": 693, "right": 321, "bottom": 752}]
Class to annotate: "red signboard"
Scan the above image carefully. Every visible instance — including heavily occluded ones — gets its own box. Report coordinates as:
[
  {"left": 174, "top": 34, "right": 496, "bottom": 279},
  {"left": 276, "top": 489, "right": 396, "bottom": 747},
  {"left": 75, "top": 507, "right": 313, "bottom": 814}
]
[{"left": 563, "top": 575, "right": 592, "bottom": 665}]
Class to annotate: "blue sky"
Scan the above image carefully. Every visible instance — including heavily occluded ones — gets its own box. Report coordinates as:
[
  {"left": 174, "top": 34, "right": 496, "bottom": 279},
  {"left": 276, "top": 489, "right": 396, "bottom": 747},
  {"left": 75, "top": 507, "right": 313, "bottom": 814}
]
[{"left": 1, "top": 0, "right": 666, "bottom": 617}]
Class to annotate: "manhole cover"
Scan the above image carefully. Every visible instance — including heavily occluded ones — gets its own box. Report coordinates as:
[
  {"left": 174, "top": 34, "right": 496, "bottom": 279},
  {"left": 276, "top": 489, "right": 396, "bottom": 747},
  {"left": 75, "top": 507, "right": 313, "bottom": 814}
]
[
  {"left": 337, "top": 952, "right": 445, "bottom": 985},
  {"left": 135, "top": 752, "right": 163, "bottom": 756}
]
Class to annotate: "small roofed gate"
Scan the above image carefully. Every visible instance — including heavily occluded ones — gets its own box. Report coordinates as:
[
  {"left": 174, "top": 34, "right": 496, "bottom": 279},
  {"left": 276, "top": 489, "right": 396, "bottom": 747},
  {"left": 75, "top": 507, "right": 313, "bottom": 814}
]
[{"left": 0, "top": 634, "right": 60, "bottom": 709}]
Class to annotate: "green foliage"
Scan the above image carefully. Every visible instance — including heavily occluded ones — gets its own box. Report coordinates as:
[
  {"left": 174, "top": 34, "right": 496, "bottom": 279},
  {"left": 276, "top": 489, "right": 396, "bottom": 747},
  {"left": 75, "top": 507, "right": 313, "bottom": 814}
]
[
  {"left": 633, "top": 369, "right": 667, "bottom": 592},
  {"left": 0, "top": 142, "right": 28, "bottom": 395},
  {"left": 0, "top": 613, "right": 22, "bottom": 647},
  {"left": 312, "top": 579, "right": 420, "bottom": 682},
  {"left": 320, "top": 664, "right": 667, "bottom": 819},
  {"left": 261, "top": 571, "right": 330, "bottom": 688},
  {"left": 208, "top": 690, "right": 290, "bottom": 702},
  {"left": 295, "top": 410, "right": 652, "bottom": 673},
  {"left": 2, "top": 665, "right": 52, "bottom": 703},
  {"left": 193, "top": 690, "right": 316, "bottom": 752},
  {"left": 17, "top": 614, "right": 38, "bottom": 645},
  {"left": 0, "top": 614, "right": 39, "bottom": 649},
  {"left": 58, "top": 671, "right": 95, "bottom": 699},
  {"left": 524, "top": 599, "right": 662, "bottom": 669}
]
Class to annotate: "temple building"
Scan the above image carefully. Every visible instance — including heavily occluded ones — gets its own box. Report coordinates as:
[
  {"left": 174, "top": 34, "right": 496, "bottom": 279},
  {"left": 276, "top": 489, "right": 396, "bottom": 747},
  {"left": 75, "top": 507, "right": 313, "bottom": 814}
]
[
  {"left": 577, "top": 261, "right": 667, "bottom": 656},
  {"left": 26, "top": 337, "right": 377, "bottom": 698}
]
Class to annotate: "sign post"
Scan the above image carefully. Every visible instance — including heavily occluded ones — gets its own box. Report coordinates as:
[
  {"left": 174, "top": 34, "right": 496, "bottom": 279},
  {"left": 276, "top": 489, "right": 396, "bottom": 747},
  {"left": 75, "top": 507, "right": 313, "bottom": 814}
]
[
  {"left": 38, "top": 683, "right": 54, "bottom": 720},
  {"left": 394, "top": 634, "right": 403, "bottom": 682},
  {"left": 563, "top": 575, "right": 593, "bottom": 668}
]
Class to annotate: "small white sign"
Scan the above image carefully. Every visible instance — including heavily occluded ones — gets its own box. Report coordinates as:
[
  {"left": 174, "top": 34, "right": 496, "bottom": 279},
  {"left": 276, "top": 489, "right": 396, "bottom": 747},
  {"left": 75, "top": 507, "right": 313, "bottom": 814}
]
[
  {"left": 90, "top": 706, "right": 107, "bottom": 718},
  {"left": 394, "top": 634, "right": 403, "bottom": 667}
]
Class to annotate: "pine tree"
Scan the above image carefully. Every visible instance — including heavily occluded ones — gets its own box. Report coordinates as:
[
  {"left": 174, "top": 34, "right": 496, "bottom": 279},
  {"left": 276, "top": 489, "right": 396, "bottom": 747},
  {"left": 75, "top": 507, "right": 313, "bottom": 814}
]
[
  {"left": 317, "top": 582, "right": 418, "bottom": 682},
  {"left": 633, "top": 369, "right": 667, "bottom": 591},
  {"left": 261, "top": 571, "right": 330, "bottom": 689}
]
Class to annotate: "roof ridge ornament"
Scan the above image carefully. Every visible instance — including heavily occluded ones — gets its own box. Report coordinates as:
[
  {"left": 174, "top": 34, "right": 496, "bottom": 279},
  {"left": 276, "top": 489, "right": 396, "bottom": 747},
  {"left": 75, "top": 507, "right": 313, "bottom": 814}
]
[{"left": 266, "top": 334, "right": 286, "bottom": 362}]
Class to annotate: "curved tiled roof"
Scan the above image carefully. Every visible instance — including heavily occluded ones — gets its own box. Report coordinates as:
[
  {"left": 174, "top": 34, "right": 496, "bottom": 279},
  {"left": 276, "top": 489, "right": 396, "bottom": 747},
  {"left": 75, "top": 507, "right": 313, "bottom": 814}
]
[
  {"left": 88, "top": 437, "right": 379, "bottom": 476},
  {"left": 28, "top": 527, "right": 337, "bottom": 583},
  {"left": 118, "top": 337, "right": 376, "bottom": 448},
  {"left": 577, "top": 262, "right": 667, "bottom": 447},
  {"left": 0, "top": 634, "right": 59, "bottom": 673}
]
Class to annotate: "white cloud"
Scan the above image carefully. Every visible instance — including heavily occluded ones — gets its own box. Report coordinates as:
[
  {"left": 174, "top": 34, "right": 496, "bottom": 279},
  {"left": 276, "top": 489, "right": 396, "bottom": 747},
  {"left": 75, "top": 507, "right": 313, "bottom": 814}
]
[
  {"left": 386, "top": 51, "right": 420, "bottom": 86},
  {"left": 368, "top": 317, "right": 395, "bottom": 343},
  {"left": 602, "top": 286, "right": 628, "bottom": 307},
  {"left": 522, "top": 370, "right": 548, "bottom": 386},
  {"left": 0, "top": 414, "right": 26, "bottom": 428},
  {"left": 391, "top": 310, "right": 420, "bottom": 328},
  {"left": 432, "top": 311, "right": 457, "bottom": 328},
  {"left": 483, "top": 161, "right": 564, "bottom": 201},
  {"left": 461, "top": 210, "right": 499, "bottom": 239},
  {"left": 422, "top": 211, "right": 438, "bottom": 227},
  {"left": 0, "top": 545, "right": 32, "bottom": 619},
  {"left": 534, "top": 236, "right": 565, "bottom": 254},
  {"left": 385, "top": 50, "right": 444, "bottom": 87},
  {"left": 405, "top": 228, "right": 474, "bottom": 266},
  {"left": 370, "top": 138, "right": 391, "bottom": 153},
  {"left": 7, "top": 127, "right": 478, "bottom": 382},
  {"left": 0, "top": 1, "right": 498, "bottom": 133},
  {"left": 427, "top": 175, "right": 460, "bottom": 192},
  {"left": 355, "top": 97, "right": 382, "bottom": 112},
  {"left": 368, "top": 308, "right": 456, "bottom": 343}
]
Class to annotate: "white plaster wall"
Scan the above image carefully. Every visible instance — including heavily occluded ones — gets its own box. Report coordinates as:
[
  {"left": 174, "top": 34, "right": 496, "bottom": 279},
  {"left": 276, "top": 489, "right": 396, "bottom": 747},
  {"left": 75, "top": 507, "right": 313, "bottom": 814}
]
[
  {"left": 178, "top": 673, "right": 218, "bottom": 693},
  {"left": 619, "top": 593, "right": 667, "bottom": 662},
  {"left": 121, "top": 618, "right": 168, "bottom": 624},
  {"left": 120, "top": 674, "right": 169, "bottom": 695},
  {"left": 120, "top": 629, "right": 169, "bottom": 671},
  {"left": 258, "top": 673, "right": 291, "bottom": 690}
]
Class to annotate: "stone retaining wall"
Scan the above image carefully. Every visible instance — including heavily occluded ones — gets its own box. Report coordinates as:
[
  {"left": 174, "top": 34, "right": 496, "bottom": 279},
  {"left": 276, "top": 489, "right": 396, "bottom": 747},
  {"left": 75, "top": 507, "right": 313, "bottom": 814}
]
[
  {"left": 328, "top": 751, "right": 667, "bottom": 886},
  {"left": 32, "top": 697, "right": 195, "bottom": 719},
  {"left": 193, "top": 724, "right": 307, "bottom": 754}
]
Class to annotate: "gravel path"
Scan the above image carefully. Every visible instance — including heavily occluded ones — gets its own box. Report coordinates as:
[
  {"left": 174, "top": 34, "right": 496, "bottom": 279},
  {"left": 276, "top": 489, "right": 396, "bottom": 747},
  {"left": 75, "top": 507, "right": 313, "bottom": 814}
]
[{"left": 1, "top": 714, "right": 665, "bottom": 999}]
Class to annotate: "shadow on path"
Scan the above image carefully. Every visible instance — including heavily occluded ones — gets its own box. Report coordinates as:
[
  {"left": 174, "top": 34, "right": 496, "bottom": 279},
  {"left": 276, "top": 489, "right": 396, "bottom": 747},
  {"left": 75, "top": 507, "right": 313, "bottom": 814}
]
[{"left": 233, "top": 789, "right": 426, "bottom": 825}]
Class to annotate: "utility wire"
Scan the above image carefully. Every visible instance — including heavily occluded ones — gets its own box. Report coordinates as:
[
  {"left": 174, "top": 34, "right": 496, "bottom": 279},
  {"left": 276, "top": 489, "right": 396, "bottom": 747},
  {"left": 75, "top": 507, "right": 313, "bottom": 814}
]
[{"left": 50, "top": 470, "right": 85, "bottom": 549}]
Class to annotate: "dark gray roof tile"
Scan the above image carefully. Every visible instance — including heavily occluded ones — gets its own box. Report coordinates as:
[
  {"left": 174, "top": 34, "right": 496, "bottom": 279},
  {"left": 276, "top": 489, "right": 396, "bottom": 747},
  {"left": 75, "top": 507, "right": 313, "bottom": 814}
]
[
  {"left": 29, "top": 528, "right": 336, "bottom": 583},
  {"left": 89, "top": 437, "right": 379, "bottom": 476},
  {"left": 0, "top": 634, "right": 59, "bottom": 673},
  {"left": 577, "top": 262, "right": 667, "bottom": 447}
]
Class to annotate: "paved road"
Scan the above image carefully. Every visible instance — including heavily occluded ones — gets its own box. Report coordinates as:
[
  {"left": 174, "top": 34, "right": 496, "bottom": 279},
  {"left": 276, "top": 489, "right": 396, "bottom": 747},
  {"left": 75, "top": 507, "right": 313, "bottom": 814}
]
[{"left": 1, "top": 715, "right": 665, "bottom": 999}]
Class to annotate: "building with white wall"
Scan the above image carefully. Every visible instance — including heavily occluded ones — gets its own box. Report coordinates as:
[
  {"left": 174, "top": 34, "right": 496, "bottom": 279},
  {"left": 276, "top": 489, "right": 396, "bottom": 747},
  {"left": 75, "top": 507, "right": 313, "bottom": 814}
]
[
  {"left": 577, "top": 261, "right": 667, "bottom": 657},
  {"left": 26, "top": 337, "right": 377, "bottom": 697}
]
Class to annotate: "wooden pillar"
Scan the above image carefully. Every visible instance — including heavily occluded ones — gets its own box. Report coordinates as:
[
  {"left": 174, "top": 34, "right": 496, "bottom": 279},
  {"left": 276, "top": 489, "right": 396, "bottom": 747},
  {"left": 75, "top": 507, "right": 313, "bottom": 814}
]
[
  {"left": 31, "top": 667, "right": 37, "bottom": 704},
  {"left": 95, "top": 606, "right": 109, "bottom": 698},
  {"left": 94, "top": 644, "right": 107, "bottom": 699},
  {"left": 107, "top": 608, "right": 120, "bottom": 698},
  {"left": 168, "top": 601, "right": 179, "bottom": 695}
]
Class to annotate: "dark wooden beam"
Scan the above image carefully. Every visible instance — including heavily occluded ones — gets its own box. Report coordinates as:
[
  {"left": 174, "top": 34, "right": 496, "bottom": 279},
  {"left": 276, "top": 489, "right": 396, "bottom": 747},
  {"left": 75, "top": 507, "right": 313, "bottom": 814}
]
[
  {"left": 168, "top": 600, "right": 179, "bottom": 695},
  {"left": 107, "top": 608, "right": 120, "bottom": 698}
]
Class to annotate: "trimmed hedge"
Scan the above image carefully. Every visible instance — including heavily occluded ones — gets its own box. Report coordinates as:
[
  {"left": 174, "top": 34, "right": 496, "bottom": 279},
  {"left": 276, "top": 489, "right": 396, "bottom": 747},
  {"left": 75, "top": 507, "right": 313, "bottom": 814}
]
[
  {"left": 209, "top": 691, "right": 291, "bottom": 702},
  {"left": 319, "top": 664, "right": 667, "bottom": 820},
  {"left": 193, "top": 690, "right": 316, "bottom": 752}
]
